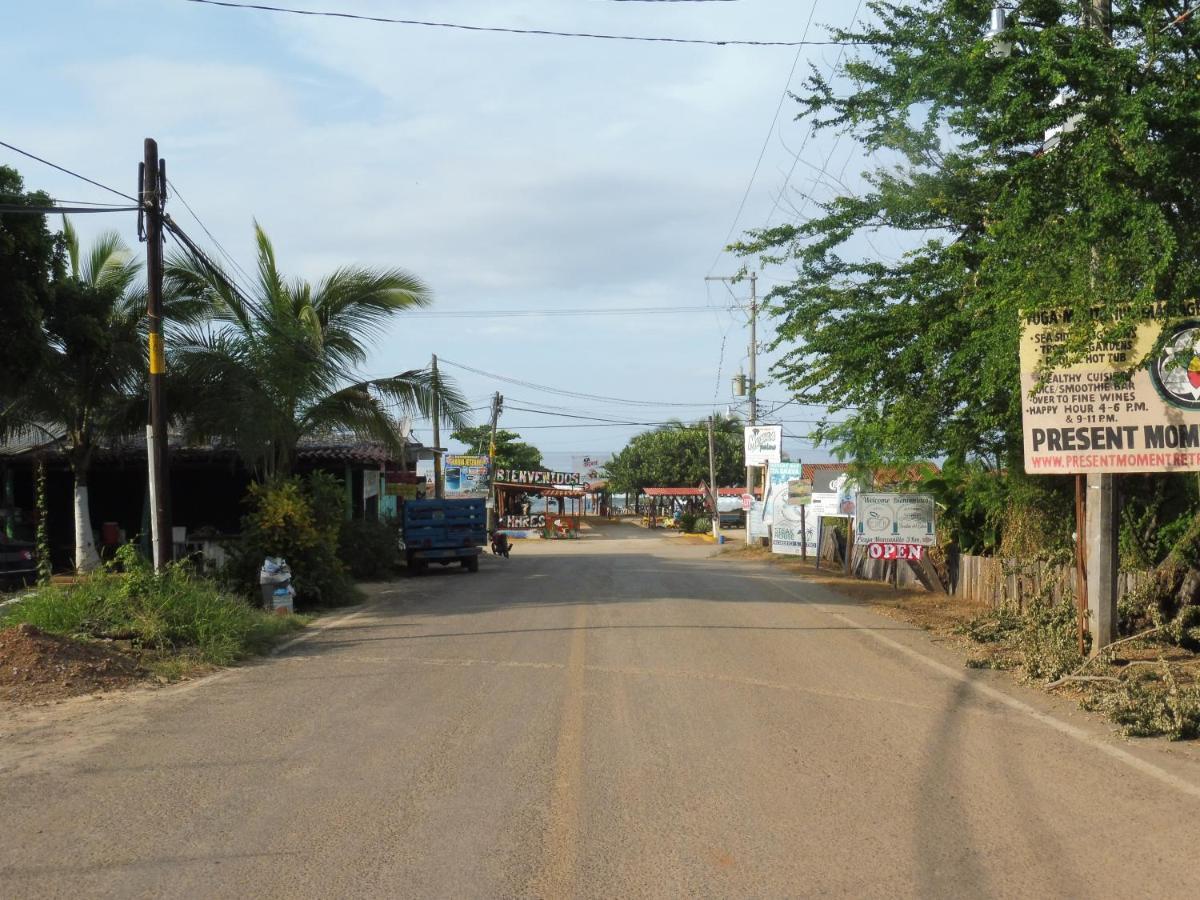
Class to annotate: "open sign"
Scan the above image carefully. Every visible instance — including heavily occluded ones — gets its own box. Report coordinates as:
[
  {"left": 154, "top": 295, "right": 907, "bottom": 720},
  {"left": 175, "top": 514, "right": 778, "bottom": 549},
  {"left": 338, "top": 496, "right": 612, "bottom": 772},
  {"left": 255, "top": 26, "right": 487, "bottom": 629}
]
[{"left": 868, "top": 543, "right": 924, "bottom": 561}]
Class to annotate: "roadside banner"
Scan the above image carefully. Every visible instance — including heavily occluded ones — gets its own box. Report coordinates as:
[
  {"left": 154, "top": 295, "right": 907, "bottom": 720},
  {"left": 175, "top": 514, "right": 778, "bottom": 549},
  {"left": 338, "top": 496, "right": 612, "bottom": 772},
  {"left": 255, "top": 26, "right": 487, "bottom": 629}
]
[
  {"left": 763, "top": 461, "right": 803, "bottom": 525},
  {"left": 855, "top": 493, "right": 936, "bottom": 546},
  {"left": 748, "top": 499, "right": 769, "bottom": 540},
  {"left": 788, "top": 479, "right": 813, "bottom": 506},
  {"left": 1020, "top": 309, "right": 1200, "bottom": 474},
  {"left": 744, "top": 425, "right": 783, "bottom": 467}
]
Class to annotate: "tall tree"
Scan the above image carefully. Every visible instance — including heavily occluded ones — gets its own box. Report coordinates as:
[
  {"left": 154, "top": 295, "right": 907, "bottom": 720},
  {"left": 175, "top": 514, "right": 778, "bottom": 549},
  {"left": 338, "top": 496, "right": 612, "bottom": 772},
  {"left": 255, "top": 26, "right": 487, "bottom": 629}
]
[
  {"left": 1, "top": 218, "right": 145, "bottom": 570},
  {"left": 736, "top": 0, "right": 1200, "bottom": 476},
  {"left": 450, "top": 425, "right": 543, "bottom": 470},
  {"left": 0, "top": 166, "right": 63, "bottom": 401},
  {"left": 167, "top": 223, "right": 471, "bottom": 477},
  {"left": 732, "top": 0, "right": 1200, "bottom": 562},
  {"left": 605, "top": 416, "right": 744, "bottom": 496}
]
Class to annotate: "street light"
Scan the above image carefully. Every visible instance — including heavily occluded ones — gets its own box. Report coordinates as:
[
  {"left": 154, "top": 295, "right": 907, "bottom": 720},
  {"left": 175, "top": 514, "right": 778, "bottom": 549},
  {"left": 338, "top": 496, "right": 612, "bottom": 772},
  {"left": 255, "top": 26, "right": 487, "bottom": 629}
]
[{"left": 984, "top": 7, "right": 1014, "bottom": 58}]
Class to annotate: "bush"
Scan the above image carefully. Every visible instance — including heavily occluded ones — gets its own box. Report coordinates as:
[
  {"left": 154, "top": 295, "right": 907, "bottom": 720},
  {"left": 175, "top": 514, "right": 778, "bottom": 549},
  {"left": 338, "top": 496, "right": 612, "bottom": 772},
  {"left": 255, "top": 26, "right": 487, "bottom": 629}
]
[
  {"left": 1016, "top": 597, "right": 1084, "bottom": 682},
  {"left": 1082, "top": 663, "right": 1200, "bottom": 740},
  {"left": 692, "top": 516, "right": 712, "bottom": 534},
  {"left": 678, "top": 512, "right": 698, "bottom": 533},
  {"left": 1, "top": 545, "right": 304, "bottom": 666},
  {"left": 222, "top": 474, "right": 358, "bottom": 608},
  {"left": 338, "top": 518, "right": 400, "bottom": 579}
]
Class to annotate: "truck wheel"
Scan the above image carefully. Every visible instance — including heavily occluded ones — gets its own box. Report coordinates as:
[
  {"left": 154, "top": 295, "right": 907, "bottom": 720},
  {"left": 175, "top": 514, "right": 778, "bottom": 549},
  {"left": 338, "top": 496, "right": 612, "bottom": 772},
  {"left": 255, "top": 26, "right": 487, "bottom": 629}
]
[{"left": 464, "top": 556, "right": 479, "bottom": 573}]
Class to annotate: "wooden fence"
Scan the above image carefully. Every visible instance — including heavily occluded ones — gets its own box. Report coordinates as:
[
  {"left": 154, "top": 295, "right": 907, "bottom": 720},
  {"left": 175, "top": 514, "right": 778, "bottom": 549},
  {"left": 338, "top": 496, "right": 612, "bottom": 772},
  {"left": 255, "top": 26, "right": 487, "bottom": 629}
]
[{"left": 821, "top": 535, "right": 1151, "bottom": 607}]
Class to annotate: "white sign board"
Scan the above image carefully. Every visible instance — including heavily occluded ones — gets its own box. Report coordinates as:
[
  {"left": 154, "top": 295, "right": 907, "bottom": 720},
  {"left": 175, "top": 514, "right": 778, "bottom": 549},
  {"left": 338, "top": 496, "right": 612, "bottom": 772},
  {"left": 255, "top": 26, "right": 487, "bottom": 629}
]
[
  {"left": 855, "top": 493, "right": 937, "bottom": 546},
  {"left": 744, "top": 425, "right": 783, "bottom": 467}
]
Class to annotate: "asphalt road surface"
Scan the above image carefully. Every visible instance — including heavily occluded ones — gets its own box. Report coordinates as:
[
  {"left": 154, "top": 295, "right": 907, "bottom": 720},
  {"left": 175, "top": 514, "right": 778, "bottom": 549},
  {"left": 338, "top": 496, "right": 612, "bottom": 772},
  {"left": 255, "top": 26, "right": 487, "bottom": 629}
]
[{"left": 5, "top": 522, "right": 1200, "bottom": 898}]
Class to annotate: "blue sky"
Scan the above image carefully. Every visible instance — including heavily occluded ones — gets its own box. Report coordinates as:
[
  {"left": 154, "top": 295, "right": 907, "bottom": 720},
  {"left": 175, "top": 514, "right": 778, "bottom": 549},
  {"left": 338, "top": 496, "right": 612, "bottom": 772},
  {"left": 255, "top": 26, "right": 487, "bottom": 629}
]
[{"left": 3, "top": 0, "right": 887, "bottom": 470}]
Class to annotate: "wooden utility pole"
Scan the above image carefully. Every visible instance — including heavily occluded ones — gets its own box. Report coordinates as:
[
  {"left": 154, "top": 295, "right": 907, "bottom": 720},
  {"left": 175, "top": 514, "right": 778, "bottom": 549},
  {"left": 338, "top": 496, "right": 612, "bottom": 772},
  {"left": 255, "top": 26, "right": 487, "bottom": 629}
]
[
  {"left": 707, "top": 415, "right": 719, "bottom": 541},
  {"left": 141, "top": 138, "right": 170, "bottom": 570},
  {"left": 487, "top": 391, "right": 503, "bottom": 531},
  {"left": 431, "top": 354, "right": 444, "bottom": 499}
]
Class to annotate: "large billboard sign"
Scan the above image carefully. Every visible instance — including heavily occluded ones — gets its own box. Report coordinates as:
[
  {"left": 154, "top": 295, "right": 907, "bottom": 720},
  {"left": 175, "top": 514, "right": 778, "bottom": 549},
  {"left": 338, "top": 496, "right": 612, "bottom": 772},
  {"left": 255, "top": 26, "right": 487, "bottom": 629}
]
[
  {"left": 417, "top": 455, "right": 491, "bottom": 498},
  {"left": 1021, "top": 310, "right": 1200, "bottom": 474},
  {"left": 744, "top": 425, "right": 783, "bottom": 467}
]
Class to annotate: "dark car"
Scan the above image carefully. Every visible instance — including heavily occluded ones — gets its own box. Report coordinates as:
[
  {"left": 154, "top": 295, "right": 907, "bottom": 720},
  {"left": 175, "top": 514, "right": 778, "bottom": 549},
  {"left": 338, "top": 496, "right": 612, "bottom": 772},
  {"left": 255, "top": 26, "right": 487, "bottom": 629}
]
[{"left": 0, "top": 535, "right": 37, "bottom": 589}]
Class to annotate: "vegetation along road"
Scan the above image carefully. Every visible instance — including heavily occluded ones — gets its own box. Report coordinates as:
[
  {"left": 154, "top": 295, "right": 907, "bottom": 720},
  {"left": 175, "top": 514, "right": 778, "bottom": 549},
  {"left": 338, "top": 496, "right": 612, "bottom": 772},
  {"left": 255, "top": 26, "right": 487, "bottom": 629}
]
[{"left": 4, "top": 523, "right": 1200, "bottom": 898}]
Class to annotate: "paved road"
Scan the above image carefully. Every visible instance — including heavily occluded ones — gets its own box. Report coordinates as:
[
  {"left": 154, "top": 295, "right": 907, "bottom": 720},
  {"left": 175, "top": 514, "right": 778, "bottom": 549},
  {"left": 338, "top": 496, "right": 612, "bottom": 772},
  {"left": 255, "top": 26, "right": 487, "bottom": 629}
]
[{"left": 4, "top": 523, "right": 1200, "bottom": 898}]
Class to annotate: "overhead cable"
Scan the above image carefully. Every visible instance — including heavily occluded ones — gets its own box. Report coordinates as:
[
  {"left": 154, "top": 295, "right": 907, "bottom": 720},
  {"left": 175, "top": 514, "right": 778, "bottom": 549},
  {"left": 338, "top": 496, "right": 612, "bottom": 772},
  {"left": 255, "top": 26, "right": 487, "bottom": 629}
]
[
  {"left": 181, "top": 0, "right": 863, "bottom": 47},
  {"left": 0, "top": 139, "right": 138, "bottom": 202}
]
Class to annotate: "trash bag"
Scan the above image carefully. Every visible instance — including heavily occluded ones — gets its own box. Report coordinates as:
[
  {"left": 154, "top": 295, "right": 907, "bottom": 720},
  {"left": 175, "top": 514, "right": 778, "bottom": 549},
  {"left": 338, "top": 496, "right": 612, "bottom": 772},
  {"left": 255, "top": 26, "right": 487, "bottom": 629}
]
[{"left": 259, "top": 556, "right": 292, "bottom": 585}]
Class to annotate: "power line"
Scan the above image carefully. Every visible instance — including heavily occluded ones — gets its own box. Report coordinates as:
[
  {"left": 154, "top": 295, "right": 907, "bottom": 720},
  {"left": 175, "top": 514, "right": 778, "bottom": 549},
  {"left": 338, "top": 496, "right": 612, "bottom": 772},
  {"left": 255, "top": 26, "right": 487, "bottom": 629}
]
[
  {"left": 706, "top": 0, "right": 821, "bottom": 274},
  {"left": 181, "top": 0, "right": 864, "bottom": 47},
  {"left": 166, "top": 177, "right": 258, "bottom": 294},
  {"left": 438, "top": 358, "right": 719, "bottom": 407},
  {"left": 0, "top": 203, "right": 138, "bottom": 215},
  {"left": 405, "top": 304, "right": 728, "bottom": 319},
  {"left": 0, "top": 139, "right": 137, "bottom": 202}
]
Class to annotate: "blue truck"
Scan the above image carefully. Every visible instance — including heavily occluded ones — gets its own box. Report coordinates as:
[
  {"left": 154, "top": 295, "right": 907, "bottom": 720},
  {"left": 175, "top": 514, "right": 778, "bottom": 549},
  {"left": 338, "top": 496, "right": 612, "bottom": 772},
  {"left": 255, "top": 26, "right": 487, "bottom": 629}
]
[{"left": 399, "top": 498, "right": 487, "bottom": 573}]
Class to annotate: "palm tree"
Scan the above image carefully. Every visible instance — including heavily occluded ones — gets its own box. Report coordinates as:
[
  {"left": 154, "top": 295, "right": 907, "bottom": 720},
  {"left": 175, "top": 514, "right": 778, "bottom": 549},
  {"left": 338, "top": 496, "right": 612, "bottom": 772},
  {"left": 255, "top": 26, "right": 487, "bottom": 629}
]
[
  {"left": 166, "top": 223, "right": 470, "bottom": 478},
  {"left": 0, "top": 218, "right": 145, "bottom": 570}
]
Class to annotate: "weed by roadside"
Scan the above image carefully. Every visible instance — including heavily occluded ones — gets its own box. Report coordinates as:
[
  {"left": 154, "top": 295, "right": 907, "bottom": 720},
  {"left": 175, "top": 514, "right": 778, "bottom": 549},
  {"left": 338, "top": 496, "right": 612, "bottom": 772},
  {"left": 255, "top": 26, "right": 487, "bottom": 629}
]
[{"left": 1, "top": 545, "right": 308, "bottom": 680}]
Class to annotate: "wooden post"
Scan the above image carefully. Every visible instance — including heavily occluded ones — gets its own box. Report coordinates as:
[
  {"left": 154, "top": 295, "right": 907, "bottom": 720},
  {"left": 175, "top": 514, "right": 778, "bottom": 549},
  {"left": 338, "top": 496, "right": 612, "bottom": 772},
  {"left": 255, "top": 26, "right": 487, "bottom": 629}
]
[
  {"left": 142, "top": 138, "right": 171, "bottom": 570},
  {"left": 800, "top": 503, "right": 807, "bottom": 562},
  {"left": 1075, "top": 474, "right": 1088, "bottom": 656}
]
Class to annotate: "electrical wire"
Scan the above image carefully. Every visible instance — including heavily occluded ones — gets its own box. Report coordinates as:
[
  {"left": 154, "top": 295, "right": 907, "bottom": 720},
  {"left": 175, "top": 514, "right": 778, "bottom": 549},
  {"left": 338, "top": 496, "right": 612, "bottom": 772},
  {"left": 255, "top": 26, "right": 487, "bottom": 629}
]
[
  {"left": 166, "top": 177, "right": 258, "bottom": 294},
  {"left": 0, "top": 140, "right": 137, "bottom": 202},
  {"left": 404, "top": 304, "right": 727, "bottom": 319},
  {"left": 706, "top": 0, "right": 821, "bottom": 274},
  {"left": 0, "top": 203, "right": 138, "bottom": 215},
  {"left": 181, "top": 0, "right": 863, "bottom": 46},
  {"left": 439, "top": 358, "right": 721, "bottom": 408}
]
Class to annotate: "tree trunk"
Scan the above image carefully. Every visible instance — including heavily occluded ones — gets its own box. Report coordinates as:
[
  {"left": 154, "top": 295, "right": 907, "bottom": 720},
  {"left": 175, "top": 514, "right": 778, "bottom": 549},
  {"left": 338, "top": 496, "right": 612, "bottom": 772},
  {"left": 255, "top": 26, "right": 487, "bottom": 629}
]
[
  {"left": 73, "top": 469, "right": 101, "bottom": 573},
  {"left": 1144, "top": 512, "right": 1200, "bottom": 619}
]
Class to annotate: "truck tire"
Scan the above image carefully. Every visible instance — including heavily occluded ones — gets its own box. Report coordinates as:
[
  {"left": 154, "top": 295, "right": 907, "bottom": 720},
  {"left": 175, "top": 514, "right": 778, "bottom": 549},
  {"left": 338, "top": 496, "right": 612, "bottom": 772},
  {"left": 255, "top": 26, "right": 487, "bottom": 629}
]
[{"left": 464, "top": 556, "right": 479, "bottom": 573}]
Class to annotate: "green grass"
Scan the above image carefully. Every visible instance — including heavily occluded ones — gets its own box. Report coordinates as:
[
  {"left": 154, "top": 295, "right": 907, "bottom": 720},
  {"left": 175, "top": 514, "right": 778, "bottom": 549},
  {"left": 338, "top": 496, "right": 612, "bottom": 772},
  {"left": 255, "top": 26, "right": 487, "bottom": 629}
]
[{"left": 1, "top": 547, "right": 309, "bottom": 668}]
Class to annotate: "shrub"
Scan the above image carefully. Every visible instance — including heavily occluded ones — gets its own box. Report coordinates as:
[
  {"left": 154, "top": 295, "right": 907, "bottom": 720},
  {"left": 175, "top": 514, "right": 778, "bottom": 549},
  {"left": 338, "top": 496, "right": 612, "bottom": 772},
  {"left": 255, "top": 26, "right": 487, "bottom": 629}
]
[
  {"left": 678, "top": 512, "right": 698, "bottom": 533},
  {"left": 692, "top": 516, "right": 712, "bottom": 534},
  {"left": 1015, "top": 597, "right": 1083, "bottom": 682},
  {"left": 338, "top": 518, "right": 400, "bottom": 579},
  {"left": 223, "top": 474, "right": 358, "bottom": 608},
  {"left": 1, "top": 545, "right": 304, "bottom": 665},
  {"left": 1082, "top": 663, "right": 1200, "bottom": 740}
]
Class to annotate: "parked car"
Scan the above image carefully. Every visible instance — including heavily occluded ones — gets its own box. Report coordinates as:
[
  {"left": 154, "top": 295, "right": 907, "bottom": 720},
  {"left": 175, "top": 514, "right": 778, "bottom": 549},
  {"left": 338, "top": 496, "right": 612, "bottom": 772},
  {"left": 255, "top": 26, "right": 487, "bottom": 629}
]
[{"left": 0, "top": 535, "right": 37, "bottom": 589}]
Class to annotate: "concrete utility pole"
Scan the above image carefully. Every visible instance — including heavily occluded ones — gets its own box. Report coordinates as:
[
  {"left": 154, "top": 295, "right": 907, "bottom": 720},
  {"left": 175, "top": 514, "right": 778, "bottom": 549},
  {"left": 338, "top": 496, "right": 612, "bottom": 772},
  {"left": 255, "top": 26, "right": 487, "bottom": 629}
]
[
  {"left": 141, "top": 138, "right": 171, "bottom": 571},
  {"left": 705, "top": 271, "right": 758, "bottom": 545},
  {"left": 487, "top": 391, "right": 503, "bottom": 531},
  {"left": 1084, "top": 0, "right": 1118, "bottom": 653},
  {"left": 431, "top": 354, "right": 444, "bottom": 500},
  {"left": 707, "top": 415, "right": 720, "bottom": 541}
]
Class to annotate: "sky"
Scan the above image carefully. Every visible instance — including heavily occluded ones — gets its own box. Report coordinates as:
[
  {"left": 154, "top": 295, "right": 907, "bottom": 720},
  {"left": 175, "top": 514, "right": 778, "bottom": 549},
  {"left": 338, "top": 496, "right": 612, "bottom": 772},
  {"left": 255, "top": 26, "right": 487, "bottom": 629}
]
[{"left": 3, "top": 0, "right": 890, "bottom": 472}]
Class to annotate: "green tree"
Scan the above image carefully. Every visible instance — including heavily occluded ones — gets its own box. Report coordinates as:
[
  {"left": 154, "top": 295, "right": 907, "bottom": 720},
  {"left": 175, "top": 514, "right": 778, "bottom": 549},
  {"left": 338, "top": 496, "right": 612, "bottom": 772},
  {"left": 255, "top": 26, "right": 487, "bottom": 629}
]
[
  {"left": 605, "top": 417, "right": 744, "bottom": 496},
  {"left": 0, "top": 166, "right": 63, "bottom": 400},
  {"left": 735, "top": 0, "right": 1199, "bottom": 547},
  {"left": 167, "top": 224, "right": 471, "bottom": 478},
  {"left": 450, "top": 425, "right": 543, "bottom": 470},
  {"left": 1, "top": 218, "right": 145, "bottom": 570}
]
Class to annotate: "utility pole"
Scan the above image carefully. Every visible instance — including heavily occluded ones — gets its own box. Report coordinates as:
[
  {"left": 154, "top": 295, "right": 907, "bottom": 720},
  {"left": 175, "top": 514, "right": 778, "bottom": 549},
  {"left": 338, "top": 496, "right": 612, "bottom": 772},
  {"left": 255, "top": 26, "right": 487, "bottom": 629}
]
[
  {"left": 1084, "top": 0, "right": 1118, "bottom": 654},
  {"left": 705, "top": 271, "right": 758, "bottom": 546},
  {"left": 487, "top": 392, "right": 503, "bottom": 531},
  {"left": 707, "top": 415, "right": 720, "bottom": 541},
  {"left": 141, "top": 138, "right": 170, "bottom": 571},
  {"left": 747, "top": 272, "right": 759, "bottom": 545},
  {"left": 431, "top": 354, "right": 444, "bottom": 500}
]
